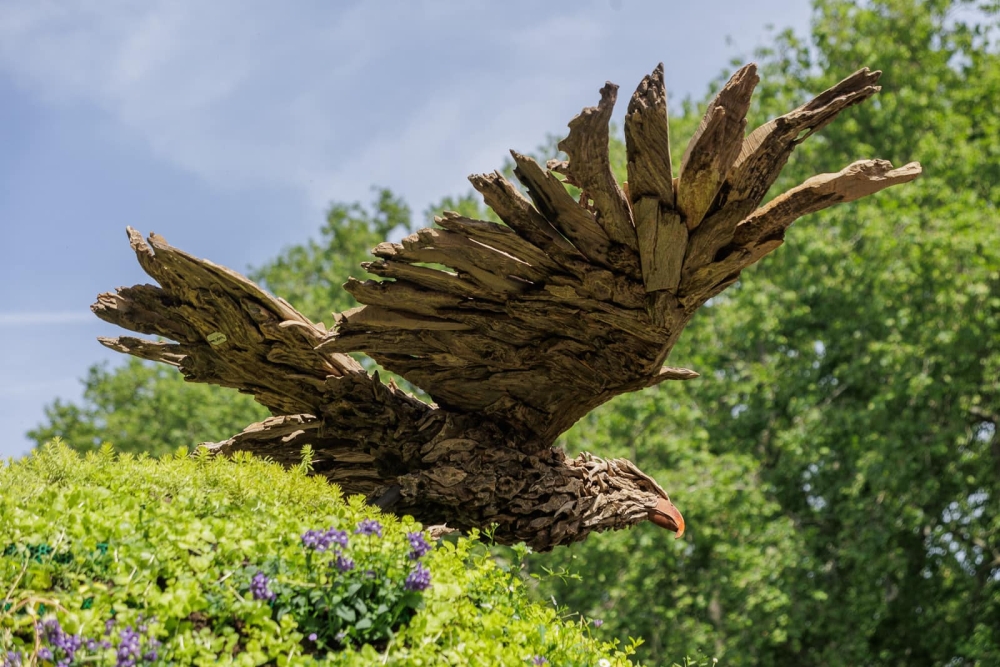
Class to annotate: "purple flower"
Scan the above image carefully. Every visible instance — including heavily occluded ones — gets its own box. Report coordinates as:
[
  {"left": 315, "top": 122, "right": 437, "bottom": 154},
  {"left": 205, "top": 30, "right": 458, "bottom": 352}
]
[
  {"left": 301, "top": 529, "right": 327, "bottom": 551},
  {"left": 327, "top": 528, "right": 349, "bottom": 548},
  {"left": 532, "top": 656, "right": 549, "bottom": 665},
  {"left": 302, "top": 527, "right": 350, "bottom": 552},
  {"left": 37, "top": 649, "right": 53, "bottom": 661},
  {"left": 3, "top": 652, "right": 23, "bottom": 667},
  {"left": 35, "top": 617, "right": 84, "bottom": 664},
  {"left": 405, "top": 562, "right": 432, "bottom": 591},
  {"left": 407, "top": 532, "right": 431, "bottom": 559},
  {"left": 105, "top": 618, "right": 116, "bottom": 636},
  {"left": 335, "top": 554, "right": 355, "bottom": 572},
  {"left": 355, "top": 519, "right": 383, "bottom": 537},
  {"left": 592, "top": 618, "right": 604, "bottom": 628},
  {"left": 308, "top": 633, "right": 318, "bottom": 642},
  {"left": 116, "top": 625, "right": 142, "bottom": 667},
  {"left": 249, "top": 570, "right": 277, "bottom": 601}
]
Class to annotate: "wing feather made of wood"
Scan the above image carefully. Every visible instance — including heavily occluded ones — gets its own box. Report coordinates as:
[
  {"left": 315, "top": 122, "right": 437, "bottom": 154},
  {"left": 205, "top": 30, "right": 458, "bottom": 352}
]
[
  {"left": 318, "top": 64, "right": 920, "bottom": 442},
  {"left": 92, "top": 229, "right": 433, "bottom": 487}
]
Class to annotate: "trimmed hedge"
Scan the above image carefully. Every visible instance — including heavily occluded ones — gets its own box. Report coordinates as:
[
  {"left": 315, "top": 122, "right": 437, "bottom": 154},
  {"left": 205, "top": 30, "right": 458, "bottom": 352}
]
[{"left": 1, "top": 442, "right": 639, "bottom": 666}]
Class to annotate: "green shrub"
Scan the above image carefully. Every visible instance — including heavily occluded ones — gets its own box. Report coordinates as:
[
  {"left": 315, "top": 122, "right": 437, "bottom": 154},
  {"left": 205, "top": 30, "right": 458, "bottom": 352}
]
[{"left": 1, "top": 441, "right": 639, "bottom": 666}]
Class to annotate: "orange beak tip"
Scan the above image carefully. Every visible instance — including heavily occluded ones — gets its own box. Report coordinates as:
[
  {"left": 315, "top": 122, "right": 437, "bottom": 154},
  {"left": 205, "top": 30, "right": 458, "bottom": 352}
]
[{"left": 650, "top": 497, "right": 685, "bottom": 539}]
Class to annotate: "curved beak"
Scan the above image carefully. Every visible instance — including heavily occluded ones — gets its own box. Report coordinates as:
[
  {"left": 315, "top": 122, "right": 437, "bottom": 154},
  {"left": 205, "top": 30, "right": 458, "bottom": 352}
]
[{"left": 648, "top": 497, "right": 685, "bottom": 539}]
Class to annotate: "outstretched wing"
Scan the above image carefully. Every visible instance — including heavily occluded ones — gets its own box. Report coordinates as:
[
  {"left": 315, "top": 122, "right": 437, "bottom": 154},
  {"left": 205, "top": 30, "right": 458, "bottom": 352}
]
[
  {"left": 92, "top": 229, "right": 432, "bottom": 489},
  {"left": 319, "top": 64, "right": 920, "bottom": 443},
  {"left": 94, "top": 63, "right": 919, "bottom": 458}
]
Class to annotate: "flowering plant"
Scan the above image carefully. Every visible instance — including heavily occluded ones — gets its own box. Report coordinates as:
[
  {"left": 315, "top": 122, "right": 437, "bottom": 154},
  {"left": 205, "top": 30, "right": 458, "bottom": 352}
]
[
  {"left": 246, "top": 519, "right": 434, "bottom": 650},
  {"left": 1, "top": 615, "right": 161, "bottom": 667}
]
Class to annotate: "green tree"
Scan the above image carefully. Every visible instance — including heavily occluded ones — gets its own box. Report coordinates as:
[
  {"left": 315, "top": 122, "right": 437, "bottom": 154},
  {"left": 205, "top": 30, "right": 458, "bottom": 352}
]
[
  {"left": 27, "top": 358, "right": 268, "bottom": 457},
  {"left": 533, "top": 1, "right": 1000, "bottom": 665}
]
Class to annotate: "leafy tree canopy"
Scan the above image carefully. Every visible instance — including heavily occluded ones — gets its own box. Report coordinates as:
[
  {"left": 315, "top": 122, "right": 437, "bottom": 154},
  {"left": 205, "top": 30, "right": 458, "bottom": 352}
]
[{"left": 535, "top": 1, "right": 1000, "bottom": 664}]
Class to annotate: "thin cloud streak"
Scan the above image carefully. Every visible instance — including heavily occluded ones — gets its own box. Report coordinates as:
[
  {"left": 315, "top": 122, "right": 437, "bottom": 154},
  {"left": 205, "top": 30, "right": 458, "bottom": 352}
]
[{"left": 0, "top": 311, "right": 95, "bottom": 327}]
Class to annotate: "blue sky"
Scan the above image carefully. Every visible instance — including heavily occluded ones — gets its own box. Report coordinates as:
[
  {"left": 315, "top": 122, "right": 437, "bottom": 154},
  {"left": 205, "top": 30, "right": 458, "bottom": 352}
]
[{"left": 0, "top": 0, "right": 812, "bottom": 459}]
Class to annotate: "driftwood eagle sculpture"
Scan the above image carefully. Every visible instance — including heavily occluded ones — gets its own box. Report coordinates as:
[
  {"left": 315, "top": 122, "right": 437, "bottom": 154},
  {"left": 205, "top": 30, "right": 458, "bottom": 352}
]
[{"left": 93, "top": 64, "right": 920, "bottom": 551}]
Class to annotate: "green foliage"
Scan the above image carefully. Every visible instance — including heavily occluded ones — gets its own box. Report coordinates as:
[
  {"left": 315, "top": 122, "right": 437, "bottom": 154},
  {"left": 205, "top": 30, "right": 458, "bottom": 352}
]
[
  {"left": 530, "top": 388, "right": 803, "bottom": 664},
  {"left": 1, "top": 441, "right": 638, "bottom": 666},
  {"left": 27, "top": 359, "right": 268, "bottom": 457}
]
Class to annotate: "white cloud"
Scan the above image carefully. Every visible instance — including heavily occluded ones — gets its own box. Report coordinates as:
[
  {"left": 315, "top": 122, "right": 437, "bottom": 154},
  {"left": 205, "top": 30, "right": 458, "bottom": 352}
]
[
  {"left": 0, "top": 311, "right": 94, "bottom": 327},
  {"left": 0, "top": 0, "right": 812, "bottom": 218}
]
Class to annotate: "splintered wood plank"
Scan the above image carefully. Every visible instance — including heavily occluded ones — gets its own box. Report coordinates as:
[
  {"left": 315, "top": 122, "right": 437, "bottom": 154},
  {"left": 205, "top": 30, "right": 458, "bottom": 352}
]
[
  {"left": 625, "top": 63, "right": 675, "bottom": 207},
  {"left": 335, "top": 303, "right": 471, "bottom": 331},
  {"left": 97, "top": 335, "right": 186, "bottom": 366},
  {"left": 371, "top": 238, "right": 532, "bottom": 295},
  {"left": 319, "top": 328, "right": 448, "bottom": 356},
  {"left": 683, "top": 68, "right": 884, "bottom": 276},
  {"left": 732, "top": 159, "right": 923, "bottom": 246},
  {"left": 144, "top": 231, "right": 307, "bottom": 325},
  {"left": 469, "top": 171, "right": 583, "bottom": 262},
  {"left": 726, "top": 67, "right": 883, "bottom": 211},
  {"left": 633, "top": 197, "right": 687, "bottom": 293},
  {"left": 678, "top": 247, "right": 749, "bottom": 305},
  {"left": 509, "top": 151, "right": 614, "bottom": 268},
  {"left": 342, "top": 278, "right": 479, "bottom": 320},
  {"left": 433, "top": 212, "right": 566, "bottom": 275},
  {"left": 676, "top": 64, "right": 758, "bottom": 231},
  {"left": 93, "top": 284, "right": 201, "bottom": 342},
  {"left": 409, "top": 228, "right": 549, "bottom": 282},
  {"left": 361, "top": 259, "right": 499, "bottom": 301},
  {"left": 556, "top": 83, "right": 638, "bottom": 250}
]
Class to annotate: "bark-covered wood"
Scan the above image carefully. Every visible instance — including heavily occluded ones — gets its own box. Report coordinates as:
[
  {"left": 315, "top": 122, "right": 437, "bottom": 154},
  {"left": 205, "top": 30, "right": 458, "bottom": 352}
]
[{"left": 93, "top": 63, "right": 920, "bottom": 550}]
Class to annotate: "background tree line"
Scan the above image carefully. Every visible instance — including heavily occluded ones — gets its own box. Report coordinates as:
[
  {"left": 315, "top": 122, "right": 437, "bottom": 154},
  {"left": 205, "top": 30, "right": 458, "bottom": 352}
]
[{"left": 30, "top": 0, "right": 999, "bottom": 664}]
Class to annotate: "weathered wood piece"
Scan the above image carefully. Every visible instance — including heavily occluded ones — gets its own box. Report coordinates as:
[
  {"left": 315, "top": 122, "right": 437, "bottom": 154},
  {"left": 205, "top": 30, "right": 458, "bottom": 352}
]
[
  {"left": 510, "top": 151, "right": 614, "bottom": 269},
  {"left": 633, "top": 198, "right": 687, "bottom": 293},
  {"left": 556, "top": 83, "right": 638, "bottom": 252},
  {"left": 468, "top": 171, "right": 582, "bottom": 263},
  {"left": 93, "top": 63, "right": 919, "bottom": 551},
  {"left": 623, "top": 63, "right": 689, "bottom": 295},
  {"left": 683, "top": 67, "right": 884, "bottom": 277},
  {"left": 676, "top": 64, "right": 758, "bottom": 230},
  {"left": 625, "top": 63, "right": 675, "bottom": 207},
  {"left": 730, "top": 159, "right": 923, "bottom": 247}
]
